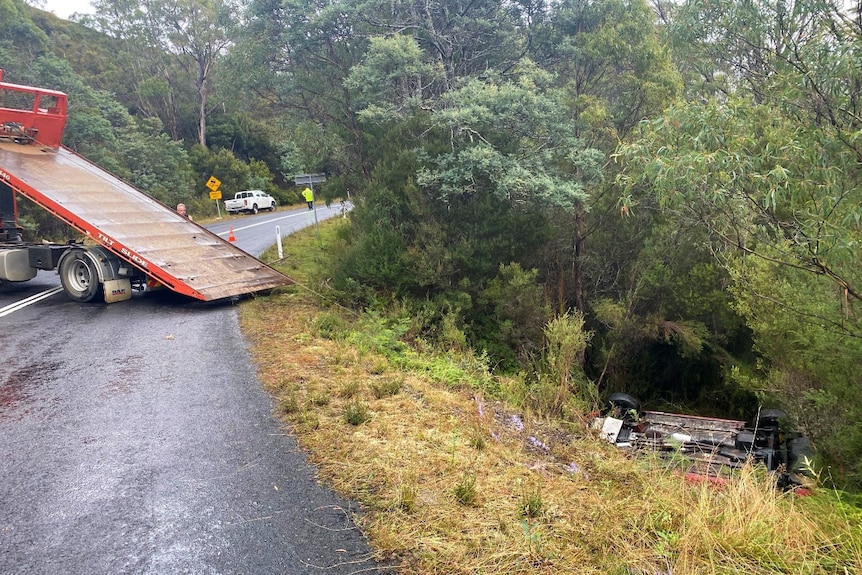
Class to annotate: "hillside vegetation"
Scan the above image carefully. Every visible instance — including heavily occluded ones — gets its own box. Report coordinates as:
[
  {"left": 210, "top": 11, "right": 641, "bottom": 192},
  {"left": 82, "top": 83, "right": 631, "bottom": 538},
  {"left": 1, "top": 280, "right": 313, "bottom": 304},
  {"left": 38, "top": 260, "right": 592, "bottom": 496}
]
[
  {"left": 240, "top": 220, "right": 862, "bottom": 574},
  {"left": 2, "top": 0, "right": 861, "bottom": 488}
]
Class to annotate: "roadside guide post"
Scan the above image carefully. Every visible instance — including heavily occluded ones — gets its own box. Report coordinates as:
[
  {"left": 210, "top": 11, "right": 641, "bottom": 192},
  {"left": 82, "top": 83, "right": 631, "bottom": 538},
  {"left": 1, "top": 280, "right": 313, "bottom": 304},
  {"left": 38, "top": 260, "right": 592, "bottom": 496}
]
[
  {"left": 294, "top": 173, "right": 326, "bottom": 237},
  {"left": 276, "top": 225, "right": 284, "bottom": 259},
  {"left": 206, "top": 175, "right": 222, "bottom": 218}
]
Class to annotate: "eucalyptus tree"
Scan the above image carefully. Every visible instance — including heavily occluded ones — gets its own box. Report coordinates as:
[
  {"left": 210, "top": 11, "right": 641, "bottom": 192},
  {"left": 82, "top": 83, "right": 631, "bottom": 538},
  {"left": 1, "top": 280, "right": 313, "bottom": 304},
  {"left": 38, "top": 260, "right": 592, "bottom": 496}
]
[
  {"left": 618, "top": 97, "right": 862, "bottom": 485},
  {"left": 338, "top": 48, "right": 604, "bottom": 365},
  {"left": 419, "top": 64, "right": 605, "bottom": 364},
  {"left": 534, "top": 0, "right": 681, "bottom": 145},
  {"left": 237, "top": 0, "right": 544, "bottom": 181},
  {"left": 87, "top": 0, "right": 233, "bottom": 145},
  {"left": 85, "top": 0, "right": 181, "bottom": 138},
  {"left": 416, "top": 62, "right": 602, "bottom": 216},
  {"left": 526, "top": 0, "right": 682, "bottom": 320},
  {"left": 155, "top": 0, "right": 234, "bottom": 146},
  {"left": 383, "top": 0, "right": 537, "bottom": 89},
  {"left": 237, "top": 0, "right": 680, "bottom": 373},
  {"left": 346, "top": 0, "right": 680, "bottom": 312},
  {"left": 671, "top": 0, "right": 862, "bottom": 146},
  {"left": 236, "top": 0, "right": 376, "bottom": 178}
]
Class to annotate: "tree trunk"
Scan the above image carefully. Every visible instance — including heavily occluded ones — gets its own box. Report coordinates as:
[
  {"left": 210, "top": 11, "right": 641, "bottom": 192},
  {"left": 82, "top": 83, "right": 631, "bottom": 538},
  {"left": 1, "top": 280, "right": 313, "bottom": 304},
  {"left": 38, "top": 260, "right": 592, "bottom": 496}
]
[
  {"left": 572, "top": 205, "right": 586, "bottom": 315},
  {"left": 197, "top": 62, "right": 208, "bottom": 147},
  {"left": 572, "top": 204, "right": 587, "bottom": 368}
]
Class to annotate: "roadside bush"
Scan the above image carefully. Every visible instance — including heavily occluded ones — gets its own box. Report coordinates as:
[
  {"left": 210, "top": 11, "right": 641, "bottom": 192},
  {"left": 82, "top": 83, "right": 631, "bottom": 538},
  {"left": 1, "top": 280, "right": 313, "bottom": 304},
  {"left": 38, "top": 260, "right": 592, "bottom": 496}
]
[
  {"left": 371, "top": 376, "right": 403, "bottom": 398},
  {"left": 473, "top": 263, "right": 550, "bottom": 372},
  {"left": 271, "top": 188, "right": 303, "bottom": 208},
  {"left": 530, "top": 311, "right": 597, "bottom": 417}
]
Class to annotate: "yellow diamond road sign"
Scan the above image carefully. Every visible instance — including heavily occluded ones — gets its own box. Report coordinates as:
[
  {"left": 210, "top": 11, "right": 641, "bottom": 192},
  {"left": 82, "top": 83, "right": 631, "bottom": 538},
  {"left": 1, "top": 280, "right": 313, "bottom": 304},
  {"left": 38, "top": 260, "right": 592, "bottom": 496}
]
[{"left": 205, "top": 176, "right": 221, "bottom": 191}]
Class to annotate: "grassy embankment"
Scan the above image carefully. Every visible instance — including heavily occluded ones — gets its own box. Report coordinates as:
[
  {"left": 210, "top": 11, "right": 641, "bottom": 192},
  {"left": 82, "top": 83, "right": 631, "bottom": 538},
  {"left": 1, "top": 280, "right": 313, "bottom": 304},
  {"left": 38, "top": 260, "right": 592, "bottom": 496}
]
[{"left": 240, "top": 217, "right": 862, "bottom": 575}]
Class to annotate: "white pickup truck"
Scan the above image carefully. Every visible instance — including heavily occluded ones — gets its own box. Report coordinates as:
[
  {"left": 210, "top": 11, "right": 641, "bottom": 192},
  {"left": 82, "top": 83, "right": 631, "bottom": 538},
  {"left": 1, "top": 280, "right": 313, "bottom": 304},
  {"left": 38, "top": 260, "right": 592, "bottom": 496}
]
[{"left": 224, "top": 190, "right": 277, "bottom": 215}]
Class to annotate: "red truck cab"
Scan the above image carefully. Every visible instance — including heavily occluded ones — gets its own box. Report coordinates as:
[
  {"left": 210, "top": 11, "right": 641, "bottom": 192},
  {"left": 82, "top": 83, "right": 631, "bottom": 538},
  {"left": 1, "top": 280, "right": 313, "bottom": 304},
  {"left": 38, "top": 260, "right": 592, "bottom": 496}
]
[{"left": 0, "top": 69, "right": 68, "bottom": 148}]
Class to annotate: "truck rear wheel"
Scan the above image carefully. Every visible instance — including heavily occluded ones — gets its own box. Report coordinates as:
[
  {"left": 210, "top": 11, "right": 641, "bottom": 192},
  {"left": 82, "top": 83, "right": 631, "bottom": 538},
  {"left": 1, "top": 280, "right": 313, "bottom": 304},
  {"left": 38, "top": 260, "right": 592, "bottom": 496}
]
[
  {"left": 252, "top": 204, "right": 259, "bottom": 214},
  {"left": 59, "top": 251, "right": 102, "bottom": 302}
]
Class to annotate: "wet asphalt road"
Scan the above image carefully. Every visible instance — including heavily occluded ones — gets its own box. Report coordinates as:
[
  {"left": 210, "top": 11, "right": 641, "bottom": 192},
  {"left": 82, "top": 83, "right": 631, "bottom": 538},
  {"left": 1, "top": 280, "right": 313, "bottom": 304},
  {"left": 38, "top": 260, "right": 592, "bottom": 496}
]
[
  {"left": 207, "top": 203, "right": 349, "bottom": 257},
  {"left": 0, "top": 205, "right": 385, "bottom": 574}
]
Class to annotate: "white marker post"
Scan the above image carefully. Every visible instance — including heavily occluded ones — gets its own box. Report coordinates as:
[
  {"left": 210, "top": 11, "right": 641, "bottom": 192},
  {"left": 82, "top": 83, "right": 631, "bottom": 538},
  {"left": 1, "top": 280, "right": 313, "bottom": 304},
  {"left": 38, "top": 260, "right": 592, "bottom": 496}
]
[{"left": 276, "top": 225, "right": 283, "bottom": 259}]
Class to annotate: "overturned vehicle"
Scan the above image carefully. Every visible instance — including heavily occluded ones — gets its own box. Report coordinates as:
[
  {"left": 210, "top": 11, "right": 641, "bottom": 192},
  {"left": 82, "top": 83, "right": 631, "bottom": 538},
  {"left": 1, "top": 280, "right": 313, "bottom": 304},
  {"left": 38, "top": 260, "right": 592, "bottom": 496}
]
[{"left": 596, "top": 393, "right": 814, "bottom": 490}]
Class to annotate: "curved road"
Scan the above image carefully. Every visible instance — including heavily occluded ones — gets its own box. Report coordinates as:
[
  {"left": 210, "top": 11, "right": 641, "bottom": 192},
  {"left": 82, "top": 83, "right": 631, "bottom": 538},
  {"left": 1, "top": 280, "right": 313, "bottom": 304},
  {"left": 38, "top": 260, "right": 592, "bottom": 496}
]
[{"left": 0, "top": 204, "right": 383, "bottom": 574}]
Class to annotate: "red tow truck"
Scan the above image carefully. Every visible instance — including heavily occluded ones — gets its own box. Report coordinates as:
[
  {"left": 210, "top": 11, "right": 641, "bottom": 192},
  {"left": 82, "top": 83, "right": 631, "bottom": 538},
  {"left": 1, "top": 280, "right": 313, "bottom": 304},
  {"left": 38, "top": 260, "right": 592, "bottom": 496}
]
[{"left": 0, "top": 70, "right": 291, "bottom": 303}]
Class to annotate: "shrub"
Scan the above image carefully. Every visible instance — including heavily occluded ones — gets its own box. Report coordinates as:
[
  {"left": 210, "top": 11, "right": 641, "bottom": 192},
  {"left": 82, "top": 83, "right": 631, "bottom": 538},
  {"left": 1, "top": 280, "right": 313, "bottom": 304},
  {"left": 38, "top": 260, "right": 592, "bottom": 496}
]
[
  {"left": 531, "top": 311, "right": 597, "bottom": 416},
  {"left": 453, "top": 473, "right": 478, "bottom": 506},
  {"left": 371, "top": 376, "right": 403, "bottom": 399},
  {"left": 344, "top": 401, "right": 371, "bottom": 425}
]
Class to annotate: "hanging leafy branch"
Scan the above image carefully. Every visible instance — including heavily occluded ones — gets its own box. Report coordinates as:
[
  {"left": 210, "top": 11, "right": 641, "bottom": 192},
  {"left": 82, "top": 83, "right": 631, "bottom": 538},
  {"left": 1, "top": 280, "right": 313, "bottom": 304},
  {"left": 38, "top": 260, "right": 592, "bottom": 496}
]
[{"left": 618, "top": 98, "right": 862, "bottom": 312}]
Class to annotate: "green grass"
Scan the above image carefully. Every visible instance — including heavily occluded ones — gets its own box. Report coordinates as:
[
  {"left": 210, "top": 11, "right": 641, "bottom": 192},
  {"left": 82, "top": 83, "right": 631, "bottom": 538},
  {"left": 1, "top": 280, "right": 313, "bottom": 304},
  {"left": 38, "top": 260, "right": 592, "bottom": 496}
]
[{"left": 453, "top": 473, "right": 478, "bottom": 507}]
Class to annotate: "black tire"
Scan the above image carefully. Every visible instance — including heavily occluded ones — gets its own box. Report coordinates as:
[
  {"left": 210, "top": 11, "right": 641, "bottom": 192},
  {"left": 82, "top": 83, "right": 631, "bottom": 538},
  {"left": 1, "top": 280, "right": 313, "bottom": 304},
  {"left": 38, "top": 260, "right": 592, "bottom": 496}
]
[
  {"left": 606, "top": 392, "right": 640, "bottom": 419},
  {"left": 252, "top": 203, "right": 259, "bottom": 214},
  {"left": 270, "top": 202, "right": 277, "bottom": 212},
  {"left": 757, "top": 408, "right": 786, "bottom": 427},
  {"left": 59, "top": 251, "right": 102, "bottom": 302},
  {"left": 788, "top": 437, "right": 813, "bottom": 472}
]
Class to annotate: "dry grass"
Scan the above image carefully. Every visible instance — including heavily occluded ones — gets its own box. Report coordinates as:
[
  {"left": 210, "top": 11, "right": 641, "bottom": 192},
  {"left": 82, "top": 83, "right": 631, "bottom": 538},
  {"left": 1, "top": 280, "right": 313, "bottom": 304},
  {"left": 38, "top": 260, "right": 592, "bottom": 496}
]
[{"left": 239, "top": 221, "right": 862, "bottom": 575}]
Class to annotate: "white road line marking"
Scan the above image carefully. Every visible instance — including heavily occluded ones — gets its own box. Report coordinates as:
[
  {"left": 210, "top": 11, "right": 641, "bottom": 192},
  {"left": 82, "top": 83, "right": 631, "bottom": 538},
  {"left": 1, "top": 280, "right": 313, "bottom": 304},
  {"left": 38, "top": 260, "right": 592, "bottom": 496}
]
[
  {"left": 0, "top": 286, "right": 64, "bottom": 318},
  {"left": 214, "top": 211, "right": 313, "bottom": 236}
]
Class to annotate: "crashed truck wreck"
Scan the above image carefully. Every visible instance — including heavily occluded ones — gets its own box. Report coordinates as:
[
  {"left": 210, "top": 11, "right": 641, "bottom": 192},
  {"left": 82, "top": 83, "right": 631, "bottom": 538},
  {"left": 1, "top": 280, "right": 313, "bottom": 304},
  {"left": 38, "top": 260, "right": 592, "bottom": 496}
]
[{"left": 595, "top": 393, "right": 814, "bottom": 489}]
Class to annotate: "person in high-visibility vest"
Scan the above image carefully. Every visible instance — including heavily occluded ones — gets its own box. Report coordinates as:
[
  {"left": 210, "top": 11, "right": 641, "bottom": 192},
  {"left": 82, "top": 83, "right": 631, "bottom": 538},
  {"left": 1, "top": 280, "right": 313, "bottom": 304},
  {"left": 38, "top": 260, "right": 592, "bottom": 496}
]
[{"left": 302, "top": 187, "right": 314, "bottom": 210}]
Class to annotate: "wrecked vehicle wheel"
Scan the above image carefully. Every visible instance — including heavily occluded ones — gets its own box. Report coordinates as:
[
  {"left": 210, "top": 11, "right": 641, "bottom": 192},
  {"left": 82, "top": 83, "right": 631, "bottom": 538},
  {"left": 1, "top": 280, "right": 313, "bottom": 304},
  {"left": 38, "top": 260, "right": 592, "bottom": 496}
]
[
  {"left": 757, "top": 408, "right": 786, "bottom": 427},
  {"left": 606, "top": 392, "right": 640, "bottom": 420}
]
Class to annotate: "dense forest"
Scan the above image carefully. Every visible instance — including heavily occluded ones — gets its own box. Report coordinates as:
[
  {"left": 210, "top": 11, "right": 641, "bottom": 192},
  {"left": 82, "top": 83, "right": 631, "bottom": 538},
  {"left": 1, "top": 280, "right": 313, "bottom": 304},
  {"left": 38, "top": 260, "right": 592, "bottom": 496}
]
[{"left": 3, "top": 0, "right": 860, "bottom": 488}]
